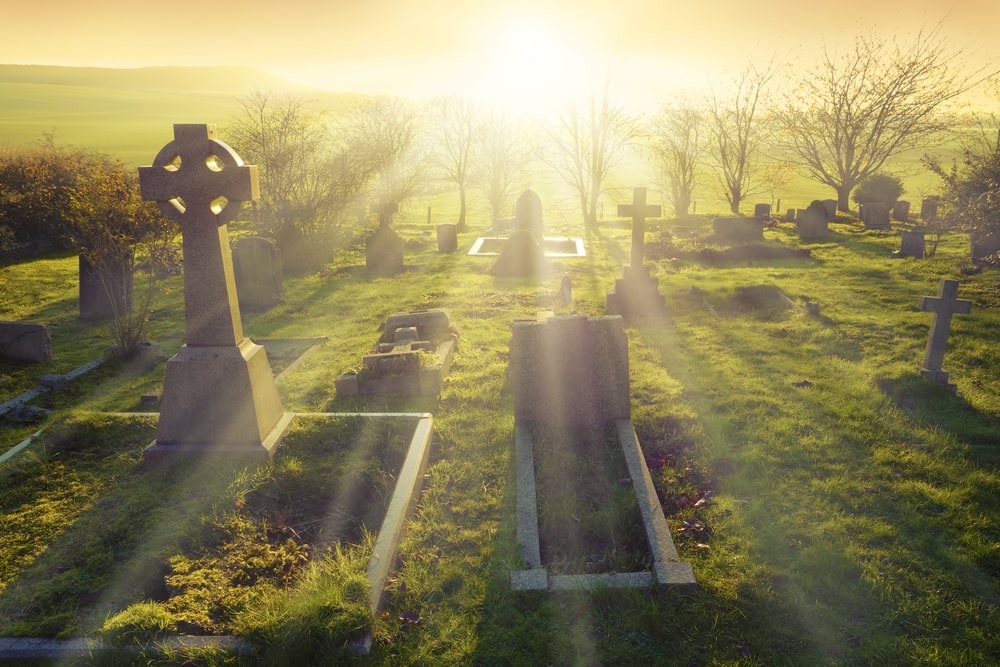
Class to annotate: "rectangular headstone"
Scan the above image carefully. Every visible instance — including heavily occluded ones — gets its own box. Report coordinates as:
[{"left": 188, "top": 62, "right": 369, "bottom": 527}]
[
  {"left": 436, "top": 223, "right": 458, "bottom": 253},
  {"left": 864, "top": 203, "right": 892, "bottom": 230},
  {"left": 753, "top": 203, "right": 771, "bottom": 218},
  {"left": 232, "top": 236, "right": 282, "bottom": 309},
  {"left": 893, "top": 200, "right": 910, "bottom": 222},
  {"left": 79, "top": 254, "right": 133, "bottom": 321}
]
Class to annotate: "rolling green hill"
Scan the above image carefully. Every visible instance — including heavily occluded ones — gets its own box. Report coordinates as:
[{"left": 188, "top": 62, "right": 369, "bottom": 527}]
[{"left": 0, "top": 65, "right": 366, "bottom": 166}]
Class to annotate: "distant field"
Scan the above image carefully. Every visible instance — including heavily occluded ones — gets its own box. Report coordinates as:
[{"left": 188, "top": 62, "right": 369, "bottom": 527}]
[{"left": 0, "top": 64, "right": 970, "bottom": 214}]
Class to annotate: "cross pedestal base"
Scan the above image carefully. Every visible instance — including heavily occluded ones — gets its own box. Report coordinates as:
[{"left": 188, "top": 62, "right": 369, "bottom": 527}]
[
  {"left": 144, "top": 338, "right": 287, "bottom": 464},
  {"left": 920, "top": 367, "right": 957, "bottom": 393},
  {"left": 607, "top": 265, "right": 666, "bottom": 319}
]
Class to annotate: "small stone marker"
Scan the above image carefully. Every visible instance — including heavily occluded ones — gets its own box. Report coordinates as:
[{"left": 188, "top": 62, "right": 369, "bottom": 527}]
[
  {"left": 138, "top": 124, "right": 286, "bottom": 461},
  {"left": 753, "top": 203, "right": 771, "bottom": 218},
  {"left": 232, "top": 236, "right": 282, "bottom": 309},
  {"left": 893, "top": 200, "right": 910, "bottom": 222},
  {"left": 920, "top": 198, "right": 939, "bottom": 221},
  {"left": 864, "top": 203, "right": 891, "bottom": 230},
  {"left": 560, "top": 274, "right": 572, "bottom": 306},
  {"left": 918, "top": 279, "right": 972, "bottom": 391},
  {"left": 897, "top": 230, "right": 925, "bottom": 259},
  {"left": 514, "top": 189, "right": 544, "bottom": 239}
]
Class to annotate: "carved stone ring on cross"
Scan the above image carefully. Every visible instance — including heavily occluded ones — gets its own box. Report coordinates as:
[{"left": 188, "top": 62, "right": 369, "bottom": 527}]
[{"left": 138, "top": 124, "right": 259, "bottom": 228}]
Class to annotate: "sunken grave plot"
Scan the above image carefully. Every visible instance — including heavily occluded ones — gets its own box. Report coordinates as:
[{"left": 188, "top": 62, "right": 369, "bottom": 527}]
[{"left": 0, "top": 413, "right": 432, "bottom": 655}]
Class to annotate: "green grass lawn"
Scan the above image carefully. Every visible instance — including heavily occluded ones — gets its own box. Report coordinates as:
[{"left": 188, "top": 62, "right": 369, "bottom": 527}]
[{"left": 2, "top": 194, "right": 1000, "bottom": 664}]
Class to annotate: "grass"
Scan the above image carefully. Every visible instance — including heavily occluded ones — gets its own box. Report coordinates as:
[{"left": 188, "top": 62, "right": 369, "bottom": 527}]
[{"left": 2, "top": 186, "right": 1000, "bottom": 664}]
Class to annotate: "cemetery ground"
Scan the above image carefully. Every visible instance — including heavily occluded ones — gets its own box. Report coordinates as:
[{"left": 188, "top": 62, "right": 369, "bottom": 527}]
[{"left": 2, "top": 207, "right": 1000, "bottom": 665}]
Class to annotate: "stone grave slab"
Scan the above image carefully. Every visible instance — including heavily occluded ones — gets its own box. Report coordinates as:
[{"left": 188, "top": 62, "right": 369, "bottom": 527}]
[{"left": 508, "top": 314, "right": 695, "bottom": 590}]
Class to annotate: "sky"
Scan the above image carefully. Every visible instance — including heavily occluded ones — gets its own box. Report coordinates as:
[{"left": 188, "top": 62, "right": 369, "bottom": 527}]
[{"left": 2, "top": 0, "right": 997, "bottom": 110}]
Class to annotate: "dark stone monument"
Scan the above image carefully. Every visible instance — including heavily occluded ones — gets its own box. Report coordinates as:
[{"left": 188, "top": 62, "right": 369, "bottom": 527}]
[
  {"left": 137, "top": 124, "right": 286, "bottom": 463},
  {"left": 895, "top": 230, "right": 925, "bottom": 259},
  {"left": 864, "top": 203, "right": 892, "bottom": 230},
  {"left": 785, "top": 208, "right": 796, "bottom": 222},
  {"left": 822, "top": 199, "right": 838, "bottom": 219},
  {"left": 79, "top": 253, "right": 133, "bottom": 320},
  {"left": 514, "top": 189, "right": 544, "bottom": 239},
  {"left": 893, "top": 200, "right": 910, "bottom": 222},
  {"left": 754, "top": 203, "right": 771, "bottom": 218},
  {"left": 232, "top": 236, "right": 282, "bottom": 309},
  {"left": 492, "top": 190, "right": 548, "bottom": 278},
  {"left": 0, "top": 321, "right": 52, "bottom": 362},
  {"left": 436, "top": 223, "right": 458, "bottom": 253},
  {"left": 796, "top": 201, "right": 829, "bottom": 239},
  {"left": 606, "top": 187, "right": 666, "bottom": 318},
  {"left": 918, "top": 279, "right": 972, "bottom": 392},
  {"left": 971, "top": 232, "right": 1000, "bottom": 262},
  {"left": 920, "top": 198, "right": 939, "bottom": 221}
]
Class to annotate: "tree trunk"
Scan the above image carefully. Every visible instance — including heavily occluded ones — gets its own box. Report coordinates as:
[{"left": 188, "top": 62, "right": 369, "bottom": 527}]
[{"left": 837, "top": 185, "right": 852, "bottom": 214}]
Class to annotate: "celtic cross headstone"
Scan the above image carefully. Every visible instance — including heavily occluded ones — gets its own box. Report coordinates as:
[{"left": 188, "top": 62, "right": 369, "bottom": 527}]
[{"left": 138, "top": 124, "right": 287, "bottom": 461}]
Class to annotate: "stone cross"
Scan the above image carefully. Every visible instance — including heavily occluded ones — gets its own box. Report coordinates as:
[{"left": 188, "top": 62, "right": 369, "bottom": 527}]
[
  {"left": 918, "top": 279, "right": 972, "bottom": 387},
  {"left": 138, "top": 124, "right": 258, "bottom": 347},
  {"left": 618, "top": 187, "right": 661, "bottom": 268}
]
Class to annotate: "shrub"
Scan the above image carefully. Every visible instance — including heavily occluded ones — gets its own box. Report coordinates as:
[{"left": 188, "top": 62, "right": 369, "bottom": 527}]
[
  {"left": 98, "top": 602, "right": 175, "bottom": 646},
  {"left": 851, "top": 173, "right": 904, "bottom": 207}
]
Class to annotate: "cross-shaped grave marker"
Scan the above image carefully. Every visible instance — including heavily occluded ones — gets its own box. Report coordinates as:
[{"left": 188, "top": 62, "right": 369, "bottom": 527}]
[
  {"left": 618, "top": 187, "right": 661, "bottom": 268},
  {"left": 138, "top": 124, "right": 287, "bottom": 461},
  {"left": 918, "top": 278, "right": 972, "bottom": 391}
]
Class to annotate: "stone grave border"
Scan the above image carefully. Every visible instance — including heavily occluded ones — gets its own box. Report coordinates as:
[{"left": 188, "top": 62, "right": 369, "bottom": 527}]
[
  {"left": 467, "top": 236, "right": 586, "bottom": 258},
  {"left": 0, "top": 411, "right": 433, "bottom": 659},
  {"left": 510, "top": 419, "right": 696, "bottom": 591}
]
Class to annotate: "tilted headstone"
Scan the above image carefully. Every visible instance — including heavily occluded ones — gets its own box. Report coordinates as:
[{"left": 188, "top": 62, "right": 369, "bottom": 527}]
[
  {"left": 918, "top": 279, "right": 972, "bottom": 392},
  {"left": 79, "top": 253, "right": 133, "bottom": 320},
  {"left": 893, "top": 200, "right": 910, "bottom": 222},
  {"left": 0, "top": 321, "right": 52, "bottom": 362},
  {"left": 232, "top": 236, "right": 282, "bottom": 309},
  {"left": 514, "top": 189, "right": 544, "bottom": 239},
  {"left": 138, "top": 124, "right": 284, "bottom": 461},
  {"left": 436, "top": 223, "right": 458, "bottom": 253}
]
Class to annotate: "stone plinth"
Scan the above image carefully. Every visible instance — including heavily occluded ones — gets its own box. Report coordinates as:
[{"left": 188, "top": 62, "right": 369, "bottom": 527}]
[{"left": 606, "top": 264, "right": 667, "bottom": 319}]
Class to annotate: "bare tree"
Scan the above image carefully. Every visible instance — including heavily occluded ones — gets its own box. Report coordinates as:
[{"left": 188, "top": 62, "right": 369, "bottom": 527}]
[
  {"left": 706, "top": 62, "right": 779, "bottom": 215},
  {"left": 479, "top": 108, "right": 525, "bottom": 221},
  {"left": 429, "top": 96, "right": 479, "bottom": 230},
  {"left": 542, "top": 81, "right": 638, "bottom": 227},
  {"left": 778, "top": 25, "right": 986, "bottom": 212},
  {"left": 650, "top": 102, "right": 704, "bottom": 216}
]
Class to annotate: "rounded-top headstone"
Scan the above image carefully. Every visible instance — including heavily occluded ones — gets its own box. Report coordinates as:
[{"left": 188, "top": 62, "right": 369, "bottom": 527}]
[{"left": 514, "top": 189, "right": 544, "bottom": 239}]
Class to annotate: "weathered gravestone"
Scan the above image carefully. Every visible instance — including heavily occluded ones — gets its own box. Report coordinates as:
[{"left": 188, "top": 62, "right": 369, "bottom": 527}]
[
  {"left": 785, "top": 208, "right": 797, "bottom": 222},
  {"left": 822, "top": 199, "right": 838, "bottom": 220},
  {"left": 232, "top": 236, "right": 283, "bottom": 309},
  {"left": 918, "top": 279, "right": 972, "bottom": 392},
  {"left": 971, "top": 232, "right": 1000, "bottom": 262},
  {"left": 712, "top": 217, "right": 765, "bottom": 243},
  {"left": 753, "top": 203, "right": 771, "bottom": 218},
  {"left": 366, "top": 203, "right": 405, "bottom": 276},
  {"left": 335, "top": 308, "right": 457, "bottom": 398},
  {"left": 436, "top": 223, "right": 458, "bottom": 253},
  {"left": 508, "top": 314, "right": 695, "bottom": 590},
  {"left": 79, "top": 253, "right": 133, "bottom": 320},
  {"left": 895, "top": 230, "right": 925, "bottom": 259},
  {"left": 0, "top": 321, "right": 52, "bottom": 362},
  {"left": 138, "top": 124, "right": 286, "bottom": 462},
  {"left": 491, "top": 189, "right": 548, "bottom": 277},
  {"left": 893, "top": 200, "right": 910, "bottom": 222},
  {"left": 864, "top": 203, "right": 892, "bottom": 230},
  {"left": 920, "top": 197, "right": 939, "bottom": 221},
  {"left": 607, "top": 187, "right": 666, "bottom": 318},
  {"left": 796, "top": 200, "right": 829, "bottom": 239}
]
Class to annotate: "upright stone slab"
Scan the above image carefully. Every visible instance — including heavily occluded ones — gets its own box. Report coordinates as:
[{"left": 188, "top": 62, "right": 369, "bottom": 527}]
[
  {"left": 514, "top": 189, "right": 544, "bottom": 239},
  {"left": 864, "top": 203, "right": 892, "bottom": 230},
  {"left": 918, "top": 279, "right": 972, "bottom": 392},
  {"left": 753, "top": 203, "right": 771, "bottom": 218},
  {"left": 897, "top": 231, "right": 925, "bottom": 258},
  {"left": 436, "top": 223, "right": 458, "bottom": 253},
  {"left": 920, "top": 198, "right": 939, "bottom": 221},
  {"left": 492, "top": 189, "right": 548, "bottom": 277},
  {"left": 822, "top": 199, "right": 837, "bottom": 220},
  {"left": 607, "top": 187, "right": 666, "bottom": 318},
  {"left": 138, "top": 124, "right": 285, "bottom": 462},
  {"left": 232, "top": 236, "right": 282, "bottom": 309},
  {"left": 893, "top": 200, "right": 910, "bottom": 222},
  {"left": 971, "top": 232, "right": 1000, "bottom": 262},
  {"left": 79, "top": 253, "right": 133, "bottom": 320},
  {"left": 797, "top": 201, "right": 829, "bottom": 239},
  {"left": 509, "top": 315, "right": 630, "bottom": 428}
]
